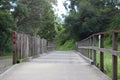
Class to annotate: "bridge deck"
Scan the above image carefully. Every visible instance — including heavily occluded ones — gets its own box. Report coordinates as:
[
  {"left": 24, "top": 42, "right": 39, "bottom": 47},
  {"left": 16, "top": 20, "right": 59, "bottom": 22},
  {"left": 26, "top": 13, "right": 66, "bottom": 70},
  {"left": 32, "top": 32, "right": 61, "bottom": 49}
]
[{"left": 0, "top": 51, "right": 111, "bottom": 80}]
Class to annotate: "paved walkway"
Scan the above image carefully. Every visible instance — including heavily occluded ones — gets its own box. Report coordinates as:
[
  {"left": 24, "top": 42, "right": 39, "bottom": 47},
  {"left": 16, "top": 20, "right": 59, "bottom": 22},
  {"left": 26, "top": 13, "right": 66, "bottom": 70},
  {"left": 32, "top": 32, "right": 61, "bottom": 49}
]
[{"left": 0, "top": 51, "right": 111, "bottom": 80}]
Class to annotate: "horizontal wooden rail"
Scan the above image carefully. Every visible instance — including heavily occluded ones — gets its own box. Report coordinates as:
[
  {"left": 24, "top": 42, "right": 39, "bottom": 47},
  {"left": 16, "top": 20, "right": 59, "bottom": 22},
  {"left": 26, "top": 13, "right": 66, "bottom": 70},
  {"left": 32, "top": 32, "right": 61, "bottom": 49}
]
[
  {"left": 80, "top": 30, "right": 120, "bottom": 42},
  {"left": 78, "top": 46, "right": 120, "bottom": 56},
  {"left": 77, "top": 30, "right": 120, "bottom": 80},
  {"left": 13, "top": 32, "right": 56, "bottom": 64}
]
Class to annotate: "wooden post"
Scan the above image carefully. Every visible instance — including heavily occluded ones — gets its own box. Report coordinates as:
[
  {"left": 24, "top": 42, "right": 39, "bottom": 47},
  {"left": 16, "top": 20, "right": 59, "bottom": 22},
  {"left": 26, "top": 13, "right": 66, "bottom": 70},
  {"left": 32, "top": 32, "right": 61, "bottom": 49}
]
[
  {"left": 99, "top": 34, "right": 104, "bottom": 72},
  {"left": 112, "top": 32, "right": 118, "bottom": 80},
  {"left": 20, "top": 34, "right": 22, "bottom": 59},
  {"left": 31, "top": 37, "right": 33, "bottom": 56},
  {"left": 13, "top": 31, "right": 17, "bottom": 64},
  {"left": 17, "top": 34, "right": 20, "bottom": 61},
  {"left": 90, "top": 38, "right": 92, "bottom": 59},
  {"left": 23, "top": 34, "right": 25, "bottom": 59},
  {"left": 86, "top": 40, "right": 89, "bottom": 58},
  {"left": 93, "top": 36, "right": 96, "bottom": 66},
  {"left": 88, "top": 40, "right": 90, "bottom": 58},
  {"left": 76, "top": 42, "right": 78, "bottom": 51},
  {"left": 41, "top": 39, "right": 43, "bottom": 54},
  {"left": 40, "top": 38, "right": 42, "bottom": 54},
  {"left": 85, "top": 41, "right": 87, "bottom": 57},
  {"left": 88, "top": 39, "right": 90, "bottom": 58}
]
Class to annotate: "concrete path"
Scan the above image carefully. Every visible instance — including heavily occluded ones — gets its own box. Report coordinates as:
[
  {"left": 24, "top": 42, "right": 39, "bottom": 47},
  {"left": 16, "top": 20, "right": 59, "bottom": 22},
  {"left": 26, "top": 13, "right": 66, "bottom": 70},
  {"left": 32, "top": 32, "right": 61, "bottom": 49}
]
[{"left": 0, "top": 51, "right": 111, "bottom": 80}]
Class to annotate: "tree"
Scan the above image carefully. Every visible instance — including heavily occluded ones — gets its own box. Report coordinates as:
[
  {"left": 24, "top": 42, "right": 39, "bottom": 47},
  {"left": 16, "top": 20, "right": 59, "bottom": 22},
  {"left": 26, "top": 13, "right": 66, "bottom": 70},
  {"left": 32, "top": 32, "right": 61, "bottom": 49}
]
[
  {"left": 63, "top": 0, "right": 120, "bottom": 41},
  {"left": 49, "top": 0, "right": 57, "bottom": 5},
  {"left": 37, "top": 1, "right": 56, "bottom": 41},
  {"left": 109, "top": 13, "right": 120, "bottom": 30},
  {"left": 0, "top": 11, "right": 16, "bottom": 55},
  {"left": 13, "top": 1, "right": 28, "bottom": 27},
  {"left": 0, "top": 0, "right": 56, "bottom": 56},
  {"left": 0, "top": 0, "right": 17, "bottom": 11},
  {"left": 13, "top": 0, "right": 56, "bottom": 40}
]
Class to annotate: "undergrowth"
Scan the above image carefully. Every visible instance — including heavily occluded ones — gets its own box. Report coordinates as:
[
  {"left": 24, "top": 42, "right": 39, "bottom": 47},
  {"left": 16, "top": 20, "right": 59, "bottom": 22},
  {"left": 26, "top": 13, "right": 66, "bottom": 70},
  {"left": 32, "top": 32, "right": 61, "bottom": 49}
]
[{"left": 56, "top": 39, "right": 76, "bottom": 51}]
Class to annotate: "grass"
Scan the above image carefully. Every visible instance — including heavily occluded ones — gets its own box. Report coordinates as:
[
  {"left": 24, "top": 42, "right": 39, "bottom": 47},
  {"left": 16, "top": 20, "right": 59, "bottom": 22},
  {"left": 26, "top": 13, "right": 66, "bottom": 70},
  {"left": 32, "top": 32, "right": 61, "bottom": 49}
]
[
  {"left": 56, "top": 36, "right": 120, "bottom": 79},
  {"left": 96, "top": 52, "right": 120, "bottom": 78},
  {"left": 96, "top": 53, "right": 112, "bottom": 77},
  {"left": 56, "top": 38, "right": 117, "bottom": 78},
  {"left": 95, "top": 37, "right": 120, "bottom": 78},
  {"left": 0, "top": 52, "right": 12, "bottom": 60},
  {"left": 56, "top": 39, "right": 76, "bottom": 51}
]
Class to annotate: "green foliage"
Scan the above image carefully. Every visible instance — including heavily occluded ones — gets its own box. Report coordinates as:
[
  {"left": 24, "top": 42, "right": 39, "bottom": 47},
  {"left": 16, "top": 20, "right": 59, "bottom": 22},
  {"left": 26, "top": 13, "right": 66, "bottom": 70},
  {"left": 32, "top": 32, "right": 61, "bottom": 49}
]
[
  {"left": 0, "top": 11, "right": 16, "bottom": 54},
  {"left": 56, "top": 0, "right": 120, "bottom": 78},
  {"left": 13, "top": 1, "right": 28, "bottom": 26},
  {"left": 14, "top": 0, "right": 56, "bottom": 41},
  {"left": 0, "top": 0, "right": 56, "bottom": 56},
  {"left": 96, "top": 53, "right": 113, "bottom": 78},
  {"left": 38, "top": 1, "right": 56, "bottom": 41},
  {"left": 0, "top": 0, "right": 17, "bottom": 11},
  {"left": 96, "top": 39, "right": 120, "bottom": 78},
  {"left": 55, "top": 24, "right": 71, "bottom": 45},
  {"left": 56, "top": 39, "right": 75, "bottom": 50},
  {"left": 109, "top": 13, "right": 120, "bottom": 30},
  {"left": 63, "top": 0, "right": 120, "bottom": 41}
]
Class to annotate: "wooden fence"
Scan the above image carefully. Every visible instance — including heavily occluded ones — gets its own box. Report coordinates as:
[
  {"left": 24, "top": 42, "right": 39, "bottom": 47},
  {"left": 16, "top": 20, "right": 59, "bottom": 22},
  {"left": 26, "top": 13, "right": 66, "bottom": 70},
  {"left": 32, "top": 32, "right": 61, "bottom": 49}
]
[
  {"left": 47, "top": 42, "right": 56, "bottom": 51},
  {"left": 13, "top": 32, "right": 55, "bottom": 64},
  {"left": 76, "top": 30, "right": 120, "bottom": 80}
]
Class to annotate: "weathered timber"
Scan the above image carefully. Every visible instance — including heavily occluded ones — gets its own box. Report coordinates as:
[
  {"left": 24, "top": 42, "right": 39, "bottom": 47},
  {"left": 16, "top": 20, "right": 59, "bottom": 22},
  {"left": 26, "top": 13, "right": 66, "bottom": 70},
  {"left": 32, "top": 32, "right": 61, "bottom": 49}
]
[
  {"left": 112, "top": 32, "right": 118, "bottom": 80},
  {"left": 77, "top": 30, "right": 120, "bottom": 80}
]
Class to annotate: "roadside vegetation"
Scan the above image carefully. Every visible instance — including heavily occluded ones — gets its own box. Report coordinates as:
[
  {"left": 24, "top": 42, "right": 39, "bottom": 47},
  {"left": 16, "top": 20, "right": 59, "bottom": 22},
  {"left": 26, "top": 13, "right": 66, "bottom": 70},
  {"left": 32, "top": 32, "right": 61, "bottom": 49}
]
[
  {"left": 1, "top": 0, "right": 120, "bottom": 78},
  {"left": 0, "top": 0, "right": 57, "bottom": 56},
  {"left": 56, "top": 39, "right": 75, "bottom": 50},
  {"left": 55, "top": 0, "right": 120, "bottom": 78},
  {"left": 95, "top": 36, "right": 120, "bottom": 78},
  {"left": 56, "top": 0, "right": 120, "bottom": 50}
]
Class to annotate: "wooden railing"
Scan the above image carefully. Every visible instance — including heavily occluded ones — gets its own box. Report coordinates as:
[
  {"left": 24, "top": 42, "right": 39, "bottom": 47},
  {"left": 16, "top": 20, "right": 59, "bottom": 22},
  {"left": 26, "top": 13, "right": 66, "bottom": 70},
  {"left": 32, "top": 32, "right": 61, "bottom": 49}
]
[
  {"left": 47, "top": 42, "right": 56, "bottom": 51},
  {"left": 12, "top": 32, "right": 56, "bottom": 64},
  {"left": 76, "top": 30, "right": 120, "bottom": 80}
]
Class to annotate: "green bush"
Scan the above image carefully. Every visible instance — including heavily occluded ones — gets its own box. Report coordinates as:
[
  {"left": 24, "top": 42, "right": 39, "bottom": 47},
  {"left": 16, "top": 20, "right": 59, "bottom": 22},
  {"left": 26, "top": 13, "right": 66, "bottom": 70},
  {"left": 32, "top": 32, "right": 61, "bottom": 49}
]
[
  {"left": 0, "top": 11, "right": 16, "bottom": 55},
  {"left": 56, "top": 39, "right": 76, "bottom": 51}
]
